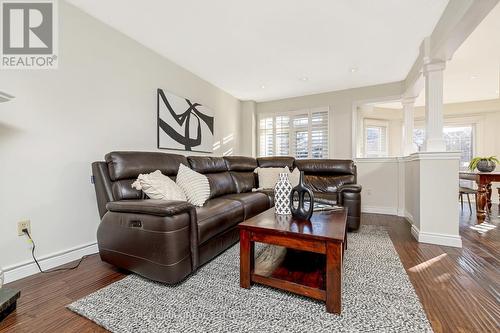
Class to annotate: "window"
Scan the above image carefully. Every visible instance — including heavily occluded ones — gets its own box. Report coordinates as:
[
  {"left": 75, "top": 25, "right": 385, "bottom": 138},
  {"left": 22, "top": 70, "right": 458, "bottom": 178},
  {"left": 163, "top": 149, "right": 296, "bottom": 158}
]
[
  {"left": 363, "top": 119, "right": 388, "bottom": 157},
  {"left": 258, "top": 108, "right": 329, "bottom": 159},
  {"left": 445, "top": 126, "right": 474, "bottom": 169},
  {"left": 259, "top": 117, "right": 274, "bottom": 157},
  {"left": 413, "top": 125, "right": 474, "bottom": 169}
]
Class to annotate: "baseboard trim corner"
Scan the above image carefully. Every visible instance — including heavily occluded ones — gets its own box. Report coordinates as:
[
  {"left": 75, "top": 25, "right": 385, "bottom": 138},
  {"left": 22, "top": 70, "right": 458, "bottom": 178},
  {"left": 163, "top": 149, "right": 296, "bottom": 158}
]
[
  {"left": 410, "top": 225, "right": 462, "bottom": 248},
  {"left": 4, "top": 242, "right": 99, "bottom": 284},
  {"left": 405, "top": 210, "right": 415, "bottom": 224}
]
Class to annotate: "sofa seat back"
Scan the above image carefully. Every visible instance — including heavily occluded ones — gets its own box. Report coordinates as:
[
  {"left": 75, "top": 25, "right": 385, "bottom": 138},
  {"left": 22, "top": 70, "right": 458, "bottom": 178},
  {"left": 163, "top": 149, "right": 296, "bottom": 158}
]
[
  {"left": 224, "top": 156, "right": 258, "bottom": 193},
  {"left": 187, "top": 156, "right": 237, "bottom": 199},
  {"left": 257, "top": 156, "right": 295, "bottom": 169},
  {"left": 294, "top": 159, "right": 356, "bottom": 192},
  {"left": 105, "top": 151, "right": 188, "bottom": 200}
]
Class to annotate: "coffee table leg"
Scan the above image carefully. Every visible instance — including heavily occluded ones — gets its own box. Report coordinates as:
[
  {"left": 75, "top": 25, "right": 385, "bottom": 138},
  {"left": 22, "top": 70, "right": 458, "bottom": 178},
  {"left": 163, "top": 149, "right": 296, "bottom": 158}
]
[
  {"left": 326, "top": 241, "right": 342, "bottom": 314},
  {"left": 240, "top": 229, "right": 254, "bottom": 288}
]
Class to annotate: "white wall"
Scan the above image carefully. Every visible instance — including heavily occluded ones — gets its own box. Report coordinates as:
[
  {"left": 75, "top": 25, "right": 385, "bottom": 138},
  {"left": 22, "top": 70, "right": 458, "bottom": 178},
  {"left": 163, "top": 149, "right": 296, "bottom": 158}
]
[
  {"left": 356, "top": 158, "right": 400, "bottom": 215},
  {"left": 239, "top": 101, "right": 257, "bottom": 157},
  {"left": 256, "top": 82, "right": 403, "bottom": 159},
  {"left": 0, "top": 2, "right": 242, "bottom": 280},
  {"left": 404, "top": 158, "right": 420, "bottom": 227},
  {"left": 405, "top": 152, "right": 462, "bottom": 248}
]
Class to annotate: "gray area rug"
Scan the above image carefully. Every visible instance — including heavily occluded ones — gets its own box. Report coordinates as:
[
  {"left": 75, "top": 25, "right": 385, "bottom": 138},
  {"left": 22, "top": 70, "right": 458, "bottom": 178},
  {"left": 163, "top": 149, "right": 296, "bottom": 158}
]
[{"left": 68, "top": 225, "right": 433, "bottom": 332}]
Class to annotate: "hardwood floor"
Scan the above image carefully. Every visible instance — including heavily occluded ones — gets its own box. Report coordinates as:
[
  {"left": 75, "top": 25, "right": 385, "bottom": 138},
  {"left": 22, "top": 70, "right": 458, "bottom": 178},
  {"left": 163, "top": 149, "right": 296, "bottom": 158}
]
[{"left": 1, "top": 206, "right": 498, "bottom": 332}]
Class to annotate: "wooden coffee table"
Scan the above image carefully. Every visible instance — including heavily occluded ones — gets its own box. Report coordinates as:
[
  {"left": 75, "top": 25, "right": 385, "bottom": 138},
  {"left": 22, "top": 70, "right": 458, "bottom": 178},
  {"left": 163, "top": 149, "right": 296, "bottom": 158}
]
[{"left": 239, "top": 207, "right": 347, "bottom": 314}]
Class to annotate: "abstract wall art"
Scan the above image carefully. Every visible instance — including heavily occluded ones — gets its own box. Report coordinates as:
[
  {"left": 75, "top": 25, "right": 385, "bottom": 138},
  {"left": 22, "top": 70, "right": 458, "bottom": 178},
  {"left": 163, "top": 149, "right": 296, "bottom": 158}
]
[{"left": 157, "top": 89, "right": 214, "bottom": 152}]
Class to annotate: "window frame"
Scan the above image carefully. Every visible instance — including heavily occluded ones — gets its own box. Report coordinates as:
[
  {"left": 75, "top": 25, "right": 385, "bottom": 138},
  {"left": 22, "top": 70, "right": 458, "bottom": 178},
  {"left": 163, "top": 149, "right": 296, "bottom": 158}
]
[{"left": 257, "top": 107, "right": 330, "bottom": 159}]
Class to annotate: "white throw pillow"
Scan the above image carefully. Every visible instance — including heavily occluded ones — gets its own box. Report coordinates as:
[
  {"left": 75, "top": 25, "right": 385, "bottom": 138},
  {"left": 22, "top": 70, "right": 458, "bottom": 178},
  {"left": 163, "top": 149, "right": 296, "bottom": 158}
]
[
  {"left": 254, "top": 166, "right": 289, "bottom": 189},
  {"left": 176, "top": 164, "right": 210, "bottom": 207},
  {"left": 131, "top": 170, "right": 186, "bottom": 201},
  {"left": 288, "top": 167, "right": 301, "bottom": 187}
]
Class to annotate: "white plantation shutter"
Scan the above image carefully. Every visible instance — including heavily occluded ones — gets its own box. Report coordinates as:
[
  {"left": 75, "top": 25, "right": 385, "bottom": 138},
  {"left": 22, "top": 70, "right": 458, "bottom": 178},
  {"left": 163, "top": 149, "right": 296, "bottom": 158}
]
[
  {"left": 291, "top": 113, "right": 309, "bottom": 159},
  {"left": 310, "top": 110, "right": 329, "bottom": 158},
  {"left": 275, "top": 115, "right": 290, "bottom": 156},
  {"left": 257, "top": 108, "right": 329, "bottom": 159},
  {"left": 259, "top": 116, "right": 274, "bottom": 157}
]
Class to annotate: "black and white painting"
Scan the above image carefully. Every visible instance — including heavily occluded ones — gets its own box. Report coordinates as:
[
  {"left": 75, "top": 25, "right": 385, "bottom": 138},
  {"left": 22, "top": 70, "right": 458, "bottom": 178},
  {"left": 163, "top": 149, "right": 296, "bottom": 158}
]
[{"left": 157, "top": 89, "right": 214, "bottom": 152}]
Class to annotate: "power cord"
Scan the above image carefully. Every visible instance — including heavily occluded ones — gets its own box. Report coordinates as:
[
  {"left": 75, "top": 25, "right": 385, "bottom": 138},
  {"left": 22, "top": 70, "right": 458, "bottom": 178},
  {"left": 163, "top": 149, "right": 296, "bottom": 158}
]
[{"left": 22, "top": 228, "right": 89, "bottom": 273}]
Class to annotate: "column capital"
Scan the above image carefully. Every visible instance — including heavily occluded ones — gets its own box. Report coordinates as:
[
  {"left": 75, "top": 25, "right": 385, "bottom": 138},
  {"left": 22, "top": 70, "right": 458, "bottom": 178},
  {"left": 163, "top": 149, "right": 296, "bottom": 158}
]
[
  {"left": 401, "top": 96, "right": 417, "bottom": 107},
  {"left": 423, "top": 61, "right": 446, "bottom": 75}
]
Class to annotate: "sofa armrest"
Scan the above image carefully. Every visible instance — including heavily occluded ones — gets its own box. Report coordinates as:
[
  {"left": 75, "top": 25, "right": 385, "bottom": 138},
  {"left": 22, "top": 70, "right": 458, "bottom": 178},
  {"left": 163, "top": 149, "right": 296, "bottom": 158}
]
[
  {"left": 337, "top": 184, "right": 362, "bottom": 195},
  {"left": 337, "top": 184, "right": 362, "bottom": 205},
  {"left": 336, "top": 184, "right": 362, "bottom": 230},
  {"left": 106, "top": 199, "right": 193, "bottom": 217}
]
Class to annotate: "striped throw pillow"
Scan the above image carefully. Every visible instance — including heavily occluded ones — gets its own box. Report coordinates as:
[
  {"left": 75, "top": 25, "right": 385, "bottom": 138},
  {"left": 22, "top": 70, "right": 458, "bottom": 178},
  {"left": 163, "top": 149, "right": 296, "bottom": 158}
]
[{"left": 176, "top": 164, "right": 210, "bottom": 206}]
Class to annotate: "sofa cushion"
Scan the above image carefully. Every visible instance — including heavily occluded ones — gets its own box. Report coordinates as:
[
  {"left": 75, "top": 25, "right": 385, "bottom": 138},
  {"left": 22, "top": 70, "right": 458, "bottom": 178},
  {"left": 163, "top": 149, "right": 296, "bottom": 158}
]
[
  {"left": 304, "top": 174, "right": 355, "bottom": 192},
  {"left": 294, "top": 159, "right": 356, "bottom": 176},
  {"left": 205, "top": 173, "right": 237, "bottom": 198},
  {"left": 224, "top": 156, "right": 258, "bottom": 171},
  {"left": 229, "top": 172, "right": 256, "bottom": 193},
  {"left": 112, "top": 179, "right": 143, "bottom": 200},
  {"left": 106, "top": 151, "right": 188, "bottom": 181},
  {"left": 224, "top": 156, "right": 258, "bottom": 193},
  {"left": 255, "top": 189, "right": 275, "bottom": 207},
  {"left": 220, "top": 192, "right": 270, "bottom": 219},
  {"left": 313, "top": 192, "right": 338, "bottom": 205},
  {"left": 187, "top": 156, "right": 237, "bottom": 199},
  {"left": 257, "top": 156, "right": 295, "bottom": 169},
  {"left": 188, "top": 156, "right": 228, "bottom": 173},
  {"left": 196, "top": 198, "right": 244, "bottom": 244}
]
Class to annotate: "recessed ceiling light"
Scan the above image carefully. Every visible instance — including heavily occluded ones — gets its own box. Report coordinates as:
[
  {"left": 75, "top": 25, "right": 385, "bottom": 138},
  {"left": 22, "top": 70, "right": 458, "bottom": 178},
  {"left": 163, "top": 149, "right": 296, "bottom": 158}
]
[
  {"left": 350, "top": 67, "right": 358, "bottom": 73},
  {"left": 299, "top": 77, "right": 309, "bottom": 82},
  {"left": 470, "top": 75, "right": 478, "bottom": 80},
  {"left": 260, "top": 85, "right": 266, "bottom": 89}
]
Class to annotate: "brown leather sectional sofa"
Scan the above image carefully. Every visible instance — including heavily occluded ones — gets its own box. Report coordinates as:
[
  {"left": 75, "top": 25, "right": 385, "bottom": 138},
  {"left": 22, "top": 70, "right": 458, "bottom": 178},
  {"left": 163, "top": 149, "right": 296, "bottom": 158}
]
[{"left": 92, "top": 151, "right": 361, "bottom": 283}]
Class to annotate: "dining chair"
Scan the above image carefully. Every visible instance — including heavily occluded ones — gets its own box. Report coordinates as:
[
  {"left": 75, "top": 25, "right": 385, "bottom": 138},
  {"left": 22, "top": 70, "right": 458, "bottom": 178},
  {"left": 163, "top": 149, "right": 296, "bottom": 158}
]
[{"left": 459, "top": 186, "right": 477, "bottom": 212}]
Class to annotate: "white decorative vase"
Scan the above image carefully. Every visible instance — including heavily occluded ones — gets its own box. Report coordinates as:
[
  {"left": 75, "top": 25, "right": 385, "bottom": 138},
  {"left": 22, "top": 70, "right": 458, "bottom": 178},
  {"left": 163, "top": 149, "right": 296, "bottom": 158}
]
[{"left": 274, "top": 172, "right": 292, "bottom": 215}]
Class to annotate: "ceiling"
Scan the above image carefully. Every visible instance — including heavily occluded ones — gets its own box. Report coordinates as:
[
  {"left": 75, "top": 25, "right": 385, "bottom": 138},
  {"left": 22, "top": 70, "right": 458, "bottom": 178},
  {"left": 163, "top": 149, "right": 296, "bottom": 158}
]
[
  {"left": 67, "top": 0, "right": 449, "bottom": 102},
  {"left": 376, "top": 2, "right": 500, "bottom": 109}
]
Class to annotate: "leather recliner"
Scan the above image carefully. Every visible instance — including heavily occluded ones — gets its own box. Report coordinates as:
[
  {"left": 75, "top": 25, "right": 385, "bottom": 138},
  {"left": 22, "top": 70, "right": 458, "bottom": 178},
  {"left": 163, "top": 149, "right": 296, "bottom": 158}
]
[{"left": 92, "top": 151, "right": 361, "bottom": 283}]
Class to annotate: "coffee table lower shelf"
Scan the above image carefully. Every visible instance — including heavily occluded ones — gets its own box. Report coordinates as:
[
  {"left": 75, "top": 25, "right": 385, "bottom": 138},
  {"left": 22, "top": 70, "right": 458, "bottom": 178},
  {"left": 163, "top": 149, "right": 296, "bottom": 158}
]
[
  {"left": 240, "top": 229, "right": 344, "bottom": 314},
  {"left": 251, "top": 273, "right": 326, "bottom": 302}
]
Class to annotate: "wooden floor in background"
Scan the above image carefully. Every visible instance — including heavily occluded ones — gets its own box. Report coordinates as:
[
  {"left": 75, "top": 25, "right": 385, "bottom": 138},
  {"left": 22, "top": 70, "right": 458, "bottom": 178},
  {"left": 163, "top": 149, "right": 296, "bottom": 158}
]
[{"left": 1, "top": 206, "right": 499, "bottom": 333}]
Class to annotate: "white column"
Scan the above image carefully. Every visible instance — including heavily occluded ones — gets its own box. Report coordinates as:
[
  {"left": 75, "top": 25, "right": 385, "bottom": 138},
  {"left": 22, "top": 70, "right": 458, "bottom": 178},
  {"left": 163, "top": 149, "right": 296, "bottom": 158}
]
[
  {"left": 401, "top": 97, "right": 417, "bottom": 156},
  {"left": 423, "top": 61, "right": 446, "bottom": 151}
]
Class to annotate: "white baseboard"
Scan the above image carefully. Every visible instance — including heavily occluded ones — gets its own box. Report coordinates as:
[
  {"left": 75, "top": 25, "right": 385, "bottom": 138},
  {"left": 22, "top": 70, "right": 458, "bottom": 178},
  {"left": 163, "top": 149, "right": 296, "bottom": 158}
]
[
  {"left": 405, "top": 210, "right": 415, "bottom": 224},
  {"left": 410, "top": 225, "right": 462, "bottom": 248},
  {"left": 4, "top": 242, "right": 99, "bottom": 284},
  {"left": 362, "top": 205, "right": 398, "bottom": 215}
]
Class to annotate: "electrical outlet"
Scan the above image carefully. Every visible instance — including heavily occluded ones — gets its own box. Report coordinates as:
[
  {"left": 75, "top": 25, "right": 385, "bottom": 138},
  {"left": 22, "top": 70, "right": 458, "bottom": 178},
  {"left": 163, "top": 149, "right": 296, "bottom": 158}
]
[{"left": 17, "top": 220, "right": 31, "bottom": 236}]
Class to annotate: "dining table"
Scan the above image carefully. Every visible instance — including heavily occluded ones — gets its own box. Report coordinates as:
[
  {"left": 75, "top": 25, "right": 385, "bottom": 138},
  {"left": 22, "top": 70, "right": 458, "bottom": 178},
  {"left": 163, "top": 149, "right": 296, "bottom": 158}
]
[{"left": 459, "top": 171, "right": 500, "bottom": 223}]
